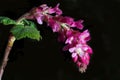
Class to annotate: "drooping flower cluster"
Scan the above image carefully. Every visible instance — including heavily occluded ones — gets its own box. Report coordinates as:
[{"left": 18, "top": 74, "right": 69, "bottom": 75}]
[
  {"left": 26, "top": 4, "right": 93, "bottom": 72},
  {"left": 62, "top": 29, "right": 92, "bottom": 72}
]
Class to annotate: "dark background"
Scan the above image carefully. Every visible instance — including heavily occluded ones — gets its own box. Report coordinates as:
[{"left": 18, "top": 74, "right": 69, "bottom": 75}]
[{"left": 0, "top": 0, "right": 120, "bottom": 80}]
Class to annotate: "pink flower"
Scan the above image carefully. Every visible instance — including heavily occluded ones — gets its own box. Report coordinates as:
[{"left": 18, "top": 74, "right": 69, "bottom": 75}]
[
  {"left": 78, "top": 30, "right": 91, "bottom": 44},
  {"left": 35, "top": 13, "right": 44, "bottom": 24},
  {"left": 26, "top": 4, "right": 62, "bottom": 25},
  {"left": 65, "top": 30, "right": 90, "bottom": 44},
  {"left": 48, "top": 18, "right": 61, "bottom": 32},
  {"left": 60, "top": 16, "right": 75, "bottom": 26},
  {"left": 62, "top": 29, "right": 92, "bottom": 72},
  {"left": 75, "top": 20, "right": 84, "bottom": 30},
  {"left": 33, "top": 4, "right": 50, "bottom": 24},
  {"left": 54, "top": 16, "right": 84, "bottom": 30},
  {"left": 25, "top": 3, "right": 93, "bottom": 73},
  {"left": 71, "top": 52, "right": 78, "bottom": 62},
  {"left": 69, "top": 44, "right": 92, "bottom": 72},
  {"left": 48, "top": 4, "right": 62, "bottom": 15},
  {"left": 58, "top": 29, "right": 67, "bottom": 42},
  {"left": 65, "top": 30, "right": 80, "bottom": 44}
]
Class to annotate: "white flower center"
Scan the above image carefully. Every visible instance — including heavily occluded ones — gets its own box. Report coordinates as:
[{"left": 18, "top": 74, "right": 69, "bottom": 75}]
[{"left": 75, "top": 48, "right": 84, "bottom": 57}]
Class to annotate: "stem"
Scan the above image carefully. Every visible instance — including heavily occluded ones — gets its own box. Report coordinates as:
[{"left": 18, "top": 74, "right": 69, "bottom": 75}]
[
  {"left": 0, "top": 13, "right": 29, "bottom": 80},
  {"left": 0, "top": 35, "right": 15, "bottom": 80}
]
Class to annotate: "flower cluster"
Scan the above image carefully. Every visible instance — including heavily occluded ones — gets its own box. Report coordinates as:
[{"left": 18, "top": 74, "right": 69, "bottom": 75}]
[
  {"left": 62, "top": 29, "right": 92, "bottom": 72},
  {"left": 26, "top": 4, "right": 93, "bottom": 72}
]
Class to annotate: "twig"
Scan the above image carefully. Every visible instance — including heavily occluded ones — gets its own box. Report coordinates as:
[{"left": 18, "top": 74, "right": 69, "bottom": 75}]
[{"left": 0, "top": 13, "right": 29, "bottom": 80}]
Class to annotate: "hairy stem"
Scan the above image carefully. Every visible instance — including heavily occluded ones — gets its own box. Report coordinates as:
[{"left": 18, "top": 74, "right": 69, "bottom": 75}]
[{"left": 0, "top": 35, "right": 15, "bottom": 80}]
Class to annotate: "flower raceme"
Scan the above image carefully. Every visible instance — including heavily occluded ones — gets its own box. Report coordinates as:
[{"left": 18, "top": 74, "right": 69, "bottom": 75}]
[
  {"left": 63, "top": 30, "right": 93, "bottom": 72},
  {"left": 26, "top": 4, "right": 93, "bottom": 72}
]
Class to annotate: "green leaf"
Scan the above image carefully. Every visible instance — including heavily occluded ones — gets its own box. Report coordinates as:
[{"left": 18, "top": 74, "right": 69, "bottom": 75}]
[
  {"left": 10, "top": 19, "right": 42, "bottom": 41},
  {"left": 0, "top": 17, "right": 16, "bottom": 25}
]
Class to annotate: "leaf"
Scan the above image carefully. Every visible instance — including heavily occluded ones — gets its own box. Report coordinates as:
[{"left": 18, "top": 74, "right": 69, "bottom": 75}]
[
  {"left": 10, "top": 19, "right": 42, "bottom": 41},
  {"left": 0, "top": 16, "right": 16, "bottom": 25}
]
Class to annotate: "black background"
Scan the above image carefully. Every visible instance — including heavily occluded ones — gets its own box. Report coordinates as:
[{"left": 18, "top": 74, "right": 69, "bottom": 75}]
[{"left": 0, "top": 0, "right": 120, "bottom": 80}]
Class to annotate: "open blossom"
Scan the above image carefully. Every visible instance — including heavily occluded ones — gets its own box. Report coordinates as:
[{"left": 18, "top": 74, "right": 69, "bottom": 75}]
[
  {"left": 53, "top": 16, "right": 84, "bottom": 30},
  {"left": 70, "top": 44, "right": 92, "bottom": 62},
  {"left": 47, "top": 18, "right": 61, "bottom": 32},
  {"left": 26, "top": 4, "right": 62, "bottom": 25},
  {"left": 75, "top": 20, "right": 84, "bottom": 30},
  {"left": 60, "top": 17, "right": 84, "bottom": 30},
  {"left": 60, "top": 16, "right": 75, "bottom": 27},
  {"left": 65, "top": 30, "right": 91, "bottom": 45},
  {"left": 48, "top": 4, "right": 62, "bottom": 15}
]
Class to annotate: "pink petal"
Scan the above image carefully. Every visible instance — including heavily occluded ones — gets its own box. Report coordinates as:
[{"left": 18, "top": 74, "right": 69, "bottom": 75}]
[
  {"left": 65, "top": 36, "right": 74, "bottom": 44},
  {"left": 71, "top": 52, "right": 77, "bottom": 58},
  {"left": 58, "top": 29, "right": 66, "bottom": 42},
  {"left": 79, "top": 30, "right": 91, "bottom": 43},
  {"left": 38, "top": 4, "right": 48, "bottom": 10},
  {"left": 54, "top": 3, "right": 62, "bottom": 15},
  {"left": 76, "top": 61, "right": 81, "bottom": 67},
  {"left": 36, "top": 16, "right": 43, "bottom": 24},
  {"left": 75, "top": 20, "right": 84, "bottom": 30},
  {"left": 48, "top": 18, "right": 60, "bottom": 32},
  {"left": 52, "top": 23, "right": 60, "bottom": 32},
  {"left": 69, "top": 47, "right": 76, "bottom": 53},
  {"left": 72, "top": 55, "right": 78, "bottom": 63},
  {"left": 49, "top": 3, "right": 62, "bottom": 15},
  {"left": 87, "top": 46, "right": 93, "bottom": 54},
  {"left": 60, "top": 16, "right": 75, "bottom": 26}
]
